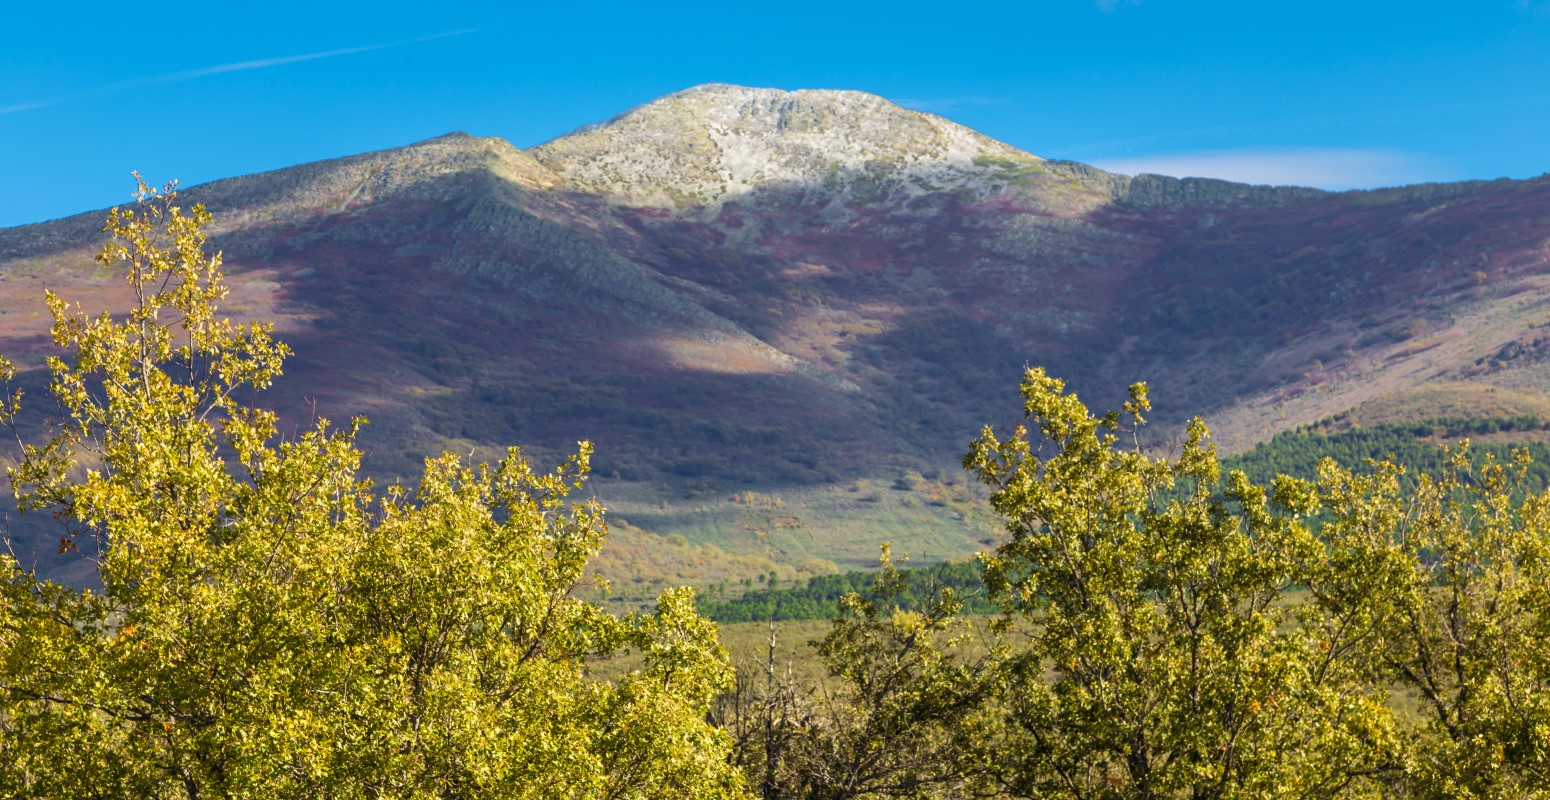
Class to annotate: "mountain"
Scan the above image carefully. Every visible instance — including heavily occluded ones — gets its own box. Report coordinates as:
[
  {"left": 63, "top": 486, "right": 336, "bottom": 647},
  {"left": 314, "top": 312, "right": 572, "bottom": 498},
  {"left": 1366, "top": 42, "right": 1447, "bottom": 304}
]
[{"left": 4, "top": 84, "right": 1550, "bottom": 595}]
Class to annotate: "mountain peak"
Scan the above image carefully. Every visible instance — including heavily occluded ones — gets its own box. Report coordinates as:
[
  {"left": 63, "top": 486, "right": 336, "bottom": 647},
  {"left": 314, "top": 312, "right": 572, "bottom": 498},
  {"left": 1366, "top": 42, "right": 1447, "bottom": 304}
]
[{"left": 531, "top": 83, "right": 1040, "bottom": 208}]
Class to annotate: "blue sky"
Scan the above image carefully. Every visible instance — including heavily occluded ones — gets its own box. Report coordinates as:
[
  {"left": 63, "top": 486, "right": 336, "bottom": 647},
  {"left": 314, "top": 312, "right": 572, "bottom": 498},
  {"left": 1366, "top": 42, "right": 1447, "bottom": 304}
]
[{"left": 3, "top": 1, "right": 1548, "bottom": 227}]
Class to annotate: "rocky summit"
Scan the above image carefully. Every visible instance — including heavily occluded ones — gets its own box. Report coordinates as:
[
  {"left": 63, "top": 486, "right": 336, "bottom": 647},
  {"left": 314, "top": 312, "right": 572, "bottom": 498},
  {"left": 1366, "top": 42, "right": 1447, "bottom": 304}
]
[
  {"left": 3, "top": 84, "right": 1550, "bottom": 593},
  {"left": 530, "top": 84, "right": 1037, "bottom": 209}
]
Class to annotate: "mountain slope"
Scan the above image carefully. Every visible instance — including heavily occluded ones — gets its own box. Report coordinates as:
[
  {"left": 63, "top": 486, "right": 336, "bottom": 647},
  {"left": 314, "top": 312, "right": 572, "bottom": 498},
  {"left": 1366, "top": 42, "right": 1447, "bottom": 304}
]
[{"left": 3, "top": 84, "right": 1549, "bottom": 595}]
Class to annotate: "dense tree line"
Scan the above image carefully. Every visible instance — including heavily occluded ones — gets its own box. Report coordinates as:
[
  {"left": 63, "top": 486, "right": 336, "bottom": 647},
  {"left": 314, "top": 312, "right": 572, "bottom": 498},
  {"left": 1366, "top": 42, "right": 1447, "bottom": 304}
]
[
  {"left": 1227, "top": 416, "right": 1550, "bottom": 488},
  {"left": 696, "top": 560, "right": 997, "bottom": 623},
  {"left": 708, "top": 416, "right": 1550, "bottom": 627}
]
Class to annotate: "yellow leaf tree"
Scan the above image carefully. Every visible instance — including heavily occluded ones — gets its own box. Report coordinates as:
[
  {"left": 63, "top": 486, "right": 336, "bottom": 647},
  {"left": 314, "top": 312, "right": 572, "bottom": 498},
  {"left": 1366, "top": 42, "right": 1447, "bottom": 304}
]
[{"left": 0, "top": 178, "right": 748, "bottom": 799}]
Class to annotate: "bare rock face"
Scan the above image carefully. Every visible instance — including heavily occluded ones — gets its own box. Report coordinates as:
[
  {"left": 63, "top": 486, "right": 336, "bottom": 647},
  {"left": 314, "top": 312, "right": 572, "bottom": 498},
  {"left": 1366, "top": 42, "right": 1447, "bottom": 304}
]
[{"left": 530, "top": 84, "right": 1041, "bottom": 209}]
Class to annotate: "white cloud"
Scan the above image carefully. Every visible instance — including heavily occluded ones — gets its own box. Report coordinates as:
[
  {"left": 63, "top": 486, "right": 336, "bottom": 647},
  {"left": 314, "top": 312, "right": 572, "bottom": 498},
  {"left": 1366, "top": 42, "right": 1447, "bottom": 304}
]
[{"left": 1090, "top": 147, "right": 1453, "bottom": 190}]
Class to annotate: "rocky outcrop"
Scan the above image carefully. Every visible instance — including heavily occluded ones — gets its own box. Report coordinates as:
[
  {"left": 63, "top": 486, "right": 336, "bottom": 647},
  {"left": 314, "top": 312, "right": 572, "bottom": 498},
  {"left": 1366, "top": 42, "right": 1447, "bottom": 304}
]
[{"left": 530, "top": 84, "right": 1041, "bottom": 209}]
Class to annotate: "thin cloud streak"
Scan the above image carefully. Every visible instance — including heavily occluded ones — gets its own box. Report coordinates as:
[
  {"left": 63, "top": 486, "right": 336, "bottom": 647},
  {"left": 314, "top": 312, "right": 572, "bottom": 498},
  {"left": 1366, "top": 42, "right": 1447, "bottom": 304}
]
[
  {"left": 1092, "top": 147, "right": 1453, "bottom": 190},
  {"left": 161, "top": 44, "right": 390, "bottom": 82},
  {"left": 0, "top": 29, "right": 478, "bottom": 116},
  {"left": 0, "top": 100, "right": 60, "bottom": 115}
]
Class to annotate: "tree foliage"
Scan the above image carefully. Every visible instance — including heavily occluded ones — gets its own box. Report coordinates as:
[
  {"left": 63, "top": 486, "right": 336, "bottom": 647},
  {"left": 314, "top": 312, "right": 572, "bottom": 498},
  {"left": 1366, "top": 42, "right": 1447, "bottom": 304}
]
[
  {"left": 0, "top": 179, "right": 746, "bottom": 799},
  {"left": 713, "top": 548, "right": 1003, "bottom": 800},
  {"left": 697, "top": 369, "right": 1550, "bottom": 800},
  {"left": 1296, "top": 446, "right": 1550, "bottom": 797},
  {"left": 965, "top": 368, "right": 1401, "bottom": 799}
]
